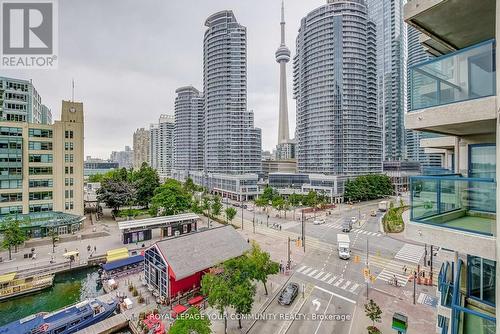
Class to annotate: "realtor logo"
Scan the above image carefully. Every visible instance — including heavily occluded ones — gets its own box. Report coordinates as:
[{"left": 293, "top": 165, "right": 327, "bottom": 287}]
[{"left": 1, "top": 0, "right": 58, "bottom": 68}]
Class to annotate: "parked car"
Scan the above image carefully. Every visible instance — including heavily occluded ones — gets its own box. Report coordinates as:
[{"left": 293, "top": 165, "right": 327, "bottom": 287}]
[
  {"left": 370, "top": 210, "right": 377, "bottom": 217},
  {"left": 278, "top": 282, "right": 299, "bottom": 306},
  {"left": 350, "top": 217, "right": 357, "bottom": 224},
  {"left": 313, "top": 219, "right": 326, "bottom": 225},
  {"left": 342, "top": 222, "right": 352, "bottom": 233}
]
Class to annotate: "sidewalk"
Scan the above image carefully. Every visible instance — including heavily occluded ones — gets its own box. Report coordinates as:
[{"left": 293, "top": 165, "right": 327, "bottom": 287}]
[{"left": 351, "top": 281, "right": 437, "bottom": 333}]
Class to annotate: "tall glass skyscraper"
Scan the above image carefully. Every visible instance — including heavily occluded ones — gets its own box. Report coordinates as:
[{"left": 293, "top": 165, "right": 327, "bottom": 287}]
[
  {"left": 294, "top": 0, "right": 382, "bottom": 175},
  {"left": 366, "top": 0, "right": 406, "bottom": 161},
  {"left": 405, "top": 25, "right": 443, "bottom": 168},
  {"left": 203, "top": 11, "right": 262, "bottom": 174}
]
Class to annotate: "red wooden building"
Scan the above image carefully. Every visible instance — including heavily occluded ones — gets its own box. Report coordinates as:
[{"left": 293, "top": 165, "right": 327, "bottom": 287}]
[{"left": 144, "top": 225, "right": 250, "bottom": 303}]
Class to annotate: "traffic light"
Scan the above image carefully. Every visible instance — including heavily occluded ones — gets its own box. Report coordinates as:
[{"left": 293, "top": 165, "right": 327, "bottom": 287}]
[
  {"left": 363, "top": 267, "right": 370, "bottom": 279},
  {"left": 354, "top": 255, "right": 360, "bottom": 263}
]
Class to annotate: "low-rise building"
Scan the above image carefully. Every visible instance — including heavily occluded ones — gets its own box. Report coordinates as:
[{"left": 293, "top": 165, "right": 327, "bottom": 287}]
[
  {"left": 383, "top": 161, "right": 422, "bottom": 194},
  {"left": 143, "top": 225, "right": 250, "bottom": 304}
]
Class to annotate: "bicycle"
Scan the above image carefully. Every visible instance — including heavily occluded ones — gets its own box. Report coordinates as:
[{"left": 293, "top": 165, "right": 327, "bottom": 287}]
[{"left": 387, "top": 277, "right": 399, "bottom": 287}]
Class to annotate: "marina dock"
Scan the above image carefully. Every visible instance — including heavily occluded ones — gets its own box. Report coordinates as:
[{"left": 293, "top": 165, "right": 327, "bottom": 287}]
[{"left": 75, "top": 313, "right": 128, "bottom": 334}]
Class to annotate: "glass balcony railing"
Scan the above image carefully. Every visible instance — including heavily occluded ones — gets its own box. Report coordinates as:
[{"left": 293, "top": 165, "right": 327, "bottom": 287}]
[
  {"left": 410, "top": 176, "right": 496, "bottom": 236},
  {"left": 409, "top": 40, "right": 496, "bottom": 111}
]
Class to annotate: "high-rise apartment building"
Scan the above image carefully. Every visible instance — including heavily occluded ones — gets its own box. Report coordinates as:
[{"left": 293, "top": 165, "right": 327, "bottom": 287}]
[
  {"left": 294, "top": 0, "right": 382, "bottom": 176},
  {"left": 0, "top": 100, "right": 85, "bottom": 238},
  {"left": 405, "top": 25, "right": 443, "bottom": 169},
  {"left": 366, "top": 0, "right": 406, "bottom": 161},
  {"left": 110, "top": 146, "right": 133, "bottom": 169},
  {"left": 133, "top": 128, "right": 150, "bottom": 169},
  {"left": 203, "top": 10, "right": 261, "bottom": 175},
  {"left": 173, "top": 86, "right": 204, "bottom": 173},
  {"left": 149, "top": 115, "right": 175, "bottom": 178},
  {"left": 404, "top": 0, "right": 497, "bottom": 332},
  {"left": 0, "top": 76, "right": 50, "bottom": 124}
]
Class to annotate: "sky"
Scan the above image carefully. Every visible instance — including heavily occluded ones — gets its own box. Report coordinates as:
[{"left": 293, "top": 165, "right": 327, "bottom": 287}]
[{"left": 2, "top": 0, "right": 327, "bottom": 159}]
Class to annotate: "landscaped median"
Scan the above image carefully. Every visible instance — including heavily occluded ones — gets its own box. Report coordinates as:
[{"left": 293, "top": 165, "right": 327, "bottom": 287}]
[{"left": 382, "top": 203, "right": 409, "bottom": 233}]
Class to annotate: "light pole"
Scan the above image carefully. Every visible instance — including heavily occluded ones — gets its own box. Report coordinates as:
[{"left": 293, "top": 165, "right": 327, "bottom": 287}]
[
  {"left": 241, "top": 196, "right": 244, "bottom": 230},
  {"left": 253, "top": 204, "right": 256, "bottom": 234}
]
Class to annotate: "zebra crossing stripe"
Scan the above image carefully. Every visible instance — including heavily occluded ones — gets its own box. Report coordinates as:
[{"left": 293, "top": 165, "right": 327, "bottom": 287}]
[
  {"left": 327, "top": 276, "right": 337, "bottom": 284},
  {"left": 349, "top": 283, "right": 360, "bottom": 293},
  {"left": 314, "top": 271, "right": 324, "bottom": 279},
  {"left": 321, "top": 273, "right": 331, "bottom": 281},
  {"left": 308, "top": 269, "right": 318, "bottom": 277},
  {"left": 302, "top": 267, "right": 312, "bottom": 275},
  {"left": 341, "top": 280, "right": 351, "bottom": 289},
  {"left": 334, "top": 279, "right": 344, "bottom": 287},
  {"left": 297, "top": 265, "right": 307, "bottom": 273},
  {"left": 395, "top": 244, "right": 425, "bottom": 264},
  {"left": 376, "top": 269, "right": 410, "bottom": 287}
]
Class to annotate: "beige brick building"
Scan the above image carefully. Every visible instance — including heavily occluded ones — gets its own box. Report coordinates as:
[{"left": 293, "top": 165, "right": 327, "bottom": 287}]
[{"left": 133, "top": 127, "right": 150, "bottom": 169}]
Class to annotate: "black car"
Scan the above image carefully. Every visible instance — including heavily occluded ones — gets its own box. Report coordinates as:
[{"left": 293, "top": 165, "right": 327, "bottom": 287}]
[
  {"left": 278, "top": 282, "right": 299, "bottom": 306},
  {"left": 342, "top": 222, "right": 352, "bottom": 233}
]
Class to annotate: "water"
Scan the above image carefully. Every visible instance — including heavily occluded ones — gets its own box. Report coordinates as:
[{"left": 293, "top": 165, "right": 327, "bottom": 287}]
[{"left": 0, "top": 267, "right": 104, "bottom": 326}]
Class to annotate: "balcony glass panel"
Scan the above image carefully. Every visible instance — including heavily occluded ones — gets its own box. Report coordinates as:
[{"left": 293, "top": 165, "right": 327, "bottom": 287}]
[
  {"left": 410, "top": 40, "right": 495, "bottom": 111},
  {"left": 410, "top": 176, "right": 496, "bottom": 236}
]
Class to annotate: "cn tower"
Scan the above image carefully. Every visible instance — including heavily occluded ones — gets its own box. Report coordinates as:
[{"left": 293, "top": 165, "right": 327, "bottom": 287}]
[{"left": 275, "top": 0, "right": 291, "bottom": 144}]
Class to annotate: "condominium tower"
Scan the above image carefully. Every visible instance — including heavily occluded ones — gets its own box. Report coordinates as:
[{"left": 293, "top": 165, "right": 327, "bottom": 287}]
[
  {"left": 133, "top": 128, "right": 150, "bottom": 169},
  {"left": 173, "top": 86, "right": 204, "bottom": 173},
  {"left": 294, "top": 0, "right": 382, "bottom": 175},
  {"left": 366, "top": 0, "right": 406, "bottom": 161},
  {"left": 203, "top": 10, "right": 262, "bottom": 174},
  {"left": 149, "top": 114, "right": 175, "bottom": 178}
]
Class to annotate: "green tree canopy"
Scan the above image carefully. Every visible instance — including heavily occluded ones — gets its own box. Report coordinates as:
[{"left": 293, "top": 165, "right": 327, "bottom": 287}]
[
  {"left": 211, "top": 196, "right": 222, "bottom": 217},
  {"left": 345, "top": 175, "right": 393, "bottom": 202},
  {"left": 130, "top": 162, "right": 159, "bottom": 208},
  {"left": 1, "top": 217, "right": 27, "bottom": 260},
  {"left": 288, "top": 193, "right": 303, "bottom": 207},
  {"left": 97, "top": 179, "right": 136, "bottom": 212},
  {"left": 168, "top": 307, "right": 211, "bottom": 334},
  {"left": 246, "top": 243, "right": 279, "bottom": 295},
  {"left": 225, "top": 207, "right": 237, "bottom": 224},
  {"left": 150, "top": 179, "right": 192, "bottom": 216},
  {"left": 261, "top": 186, "right": 278, "bottom": 202},
  {"left": 364, "top": 299, "right": 382, "bottom": 327},
  {"left": 201, "top": 268, "right": 233, "bottom": 333}
]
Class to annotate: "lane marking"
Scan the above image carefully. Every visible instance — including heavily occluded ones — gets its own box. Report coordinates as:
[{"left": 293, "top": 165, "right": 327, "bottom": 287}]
[{"left": 314, "top": 285, "right": 357, "bottom": 304}]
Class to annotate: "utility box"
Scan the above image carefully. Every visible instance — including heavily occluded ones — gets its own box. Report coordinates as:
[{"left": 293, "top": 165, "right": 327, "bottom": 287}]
[{"left": 392, "top": 312, "right": 408, "bottom": 333}]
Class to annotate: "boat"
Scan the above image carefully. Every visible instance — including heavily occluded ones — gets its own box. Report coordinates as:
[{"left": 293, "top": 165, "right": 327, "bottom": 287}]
[
  {"left": 0, "top": 272, "right": 54, "bottom": 301},
  {"left": 0, "top": 298, "right": 118, "bottom": 334}
]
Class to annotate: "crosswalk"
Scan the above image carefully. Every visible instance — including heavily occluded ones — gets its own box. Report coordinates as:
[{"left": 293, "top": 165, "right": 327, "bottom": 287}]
[
  {"left": 376, "top": 268, "right": 411, "bottom": 287},
  {"left": 295, "top": 265, "right": 361, "bottom": 295},
  {"left": 395, "top": 243, "right": 426, "bottom": 264},
  {"left": 321, "top": 223, "right": 382, "bottom": 237}
]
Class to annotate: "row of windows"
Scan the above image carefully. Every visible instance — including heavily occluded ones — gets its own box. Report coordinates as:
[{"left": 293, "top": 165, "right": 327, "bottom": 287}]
[
  {"left": 0, "top": 127, "right": 22, "bottom": 137},
  {"left": 0, "top": 192, "right": 22, "bottom": 203},
  {"left": 65, "top": 130, "right": 74, "bottom": 139},
  {"left": 65, "top": 166, "right": 74, "bottom": 175},
  {"left": 29, "top": 179, "right": 53, "bottom": 188},
  {"left": 65, "top": 202, "right": 74, "bottom": 210},
  {"left": 65, "top": 154, "right": 74, "bottom": 163},
  {"left": 29, "top": 141, "right": 52, "bottom": 151},
  {"left": 29, "top": 191, "right": 53, "bottom": 201},
  {"left": 29, "top": 128, "right": 53, "bottom": 138},
  {"left": 0, "top": 139, "right": 22, "bottom": 150},
  {"left": 29, "top": 154, "right": 53, "bottom": 163},
  {"left": 29, "top": 167, "right": 52, "bottom": 175},
  {"left": 65, "top": 178, "right": 74, "bottom": 186},
  {"left": 64, "top": 142, "right": 74, "bottom": 151},
  {"left": 0, "top": 206, "right": 22, "bottom": 215},
  {"left": 0, "top": 167, "right": 22, "bottom": 176},
  {"left": 65, "top": 190, "right": 74, "bottom": 199},
  {"left": 0, "top": 180, "right": 22, "bottom": 189},
  {"left": 30, "top": 203, "right": 53, "bottom": 213}
]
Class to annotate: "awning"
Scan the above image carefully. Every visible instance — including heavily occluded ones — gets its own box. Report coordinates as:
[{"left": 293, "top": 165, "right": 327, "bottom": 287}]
[
  {"left": 106, "top": 248, "right": 129, "bottom": 263},
  {"left": 63, "top": 251, "right": 79, "bottom": 257},
  {"left": 0, "top": 272, "right": 16, "bottom": 284},
  {"left": 102, "top": 255, "right": 143, "bottom": 271},
  {"left": 188, "top": 295, "right": 204, "bottom": 306},
  {"left": 171, "top": 304, "right": 188, "bottom": 318}
]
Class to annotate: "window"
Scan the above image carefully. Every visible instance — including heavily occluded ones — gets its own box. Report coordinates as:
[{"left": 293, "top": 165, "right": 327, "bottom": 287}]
[
  {"left": 64, "top": 154, "right": 74, "bottom": 163},
  {"left": 29, "top": 179, "right": 53, "bottom": 188},
  {"left": 64, "top": 142, "right": 74, "bottom": 151},
  {"left": 29, "top": 128, "right": 52, "bottom": 138},
  {"left": 0, "top": 193, "right": 22, "bottom": 202},
  {"left": 29, "top": 191, "right": 53, "bottom": 201},
  {"left": 29, "top": 203, "right": 53, "bottom": 212},
  {"left": 29, "top": 154, "right": 53, "bottom": 163},
  {"left": 0, "top": 206, "right": 22, "bottom": 215},
  {"left": 0, "top": 127, "right": 22, "bottom": 136},
  {"left": 0, "top": 139, "right": 22, "bottom": 150},
  {"left": 0, "top": 153, "right": 21, "bottom": 163},
  {"left": 29, "top": 167, "right": 52, "bottom": 175},
  {"left": 0, "top": 167, "right": 22, "bottom": 176},
  {"left": 65, "top": 130, "right": 74, "bottom": 139},
  {"left": 65, "top": 202, "right": 74, "bottom": 210},
  {"left": 28, "top": 141, "right": 53, "bottom": 151},
  {"left": 0, "top": 180, "right": 22, "bottom": 189},
  {"left": 469, "top": 144, "right": 496, "bottom": 179},
  {"left": 65, "top": 190, "right": 74, "bottom": 199},
  {"left": 65, "top": 166, "right": 74, "bottom": 175},
  {"left": 65, "top": 178, "right": 74, "bottom": 186},
  {"left": 468, "top": 255, "right": 496, "bottom": 306}
]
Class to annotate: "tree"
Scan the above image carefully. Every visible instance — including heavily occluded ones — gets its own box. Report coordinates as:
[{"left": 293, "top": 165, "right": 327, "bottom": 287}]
[
  {"left": 254, "top": 196, "right": 268, "bottom": 213},
  {"left": 1, "top": 217, "right": 26, "bottom": 260},
  {"left": 183, "top": 178, "right": 197, "bottom": 194},
  {"left": 168, "top": 307, "right": 211, "bottom": 334},
  {"left": 364, "top": 299, "right": 382, "bottom": 329},
  {"left": 97, "top": 179, "right": 135, "bottom": 213},
  {"left": 191, "top": 199, "right": 203, "bottom": 214},
  {"left": 211, "top": 196, "right": 222, "bottom": 217},
  {"left": 130, "top": 162, "right": 159, "bottom": 208},
  {"left": 150, "top": 179, "right": 192, "bottom": 216},
  {"left": 261, "top": 186, "right": 277, "bottom": 202},
  {"left": 272, "top": 196, "right": 285, "bottom": 218},
  {"left": 201, "top": 269, "right": 233, "bottom": 334},
  {"left": 288, "top": 193, "right": 302, "bottom": 220},
  {"left": 247, "top": 243, "right": 279, "bottom": 295},
  {"left": 232, "top": 279, "right": 255, "bottom": 329},
  {"left": 345, "top": 175, "right": 393, "bottom": 202},
  {"left": 47, "top": 228, "right": 59, "bottom": 254},
  {"left": 225, "top": 207, "right": 237, "bottom": 225}
]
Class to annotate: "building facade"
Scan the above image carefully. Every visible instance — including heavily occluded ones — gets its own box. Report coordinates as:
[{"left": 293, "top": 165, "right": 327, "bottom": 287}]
[
  {"left": 404, "top": 0, "right": 498, "bottom": 332},
  {"left": 294, "top": 0, "right": 382, "bottom": 176},
  {"left": 133, "top": 128, "right": 150, "bottom": 170},
  {"left": 0, "top": 76, "right": 51, "bottom": 124},
  {"left": 367, "top": 0, "right": 406, "bottom": 161},
  {"left": 110, "top": 146, "right": 133, "bottom": 169},
  {"left": 84, "top": 157, "right": 119, "bottom": 178},
  {"left": 149, "top": 114, "right": 175, "bottom": 178},
  {"left": 173, "top": 86, "right": 204, "bottom": 173},
  {"left": 203, "top": 11, "right": 262, "bottom": 175},
  {"left": 0, "top": 100, "right": 85, "bottom": 237}
]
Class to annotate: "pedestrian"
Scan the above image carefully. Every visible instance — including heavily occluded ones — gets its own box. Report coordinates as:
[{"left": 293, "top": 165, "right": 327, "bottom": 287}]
[
  {"left": 94, "top": 246, "right": 97, "bottom": 252},
  {"left": 403, "top": 265, "right": 407, "bottom": 274},
  {"left": 393, "top": 275, "right": 398, "bottom": 287},
  {"left": 64, "top": 248, "right": 67, "bottom": 253},
  {"left": 279, "top": 225, "right": 282, "bottom": 231}
]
